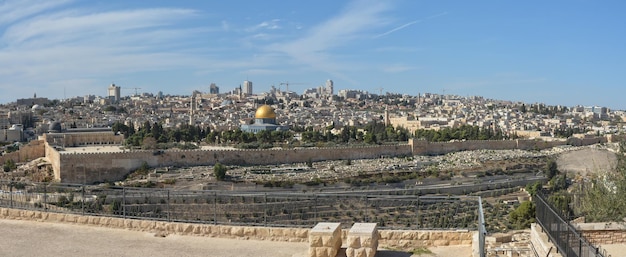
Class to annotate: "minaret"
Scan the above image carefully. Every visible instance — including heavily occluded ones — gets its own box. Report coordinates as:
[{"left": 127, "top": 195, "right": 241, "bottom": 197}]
[
  {"left": 189, "top": 92, "right": 196, "bottom": 125},
  {"left": 384, "top": 108, "right": 390, "bottom": 126}
]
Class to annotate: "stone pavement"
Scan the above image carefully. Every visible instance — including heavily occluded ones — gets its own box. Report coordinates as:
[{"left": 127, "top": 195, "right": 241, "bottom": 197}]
[{"left": 0, "top": 219, "right": 472, "bottom": 257}]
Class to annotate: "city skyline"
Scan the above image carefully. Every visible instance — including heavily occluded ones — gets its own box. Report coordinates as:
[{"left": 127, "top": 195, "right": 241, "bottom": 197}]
[{"left": 1, "top": 0, "right": 626, "bottom": 109}]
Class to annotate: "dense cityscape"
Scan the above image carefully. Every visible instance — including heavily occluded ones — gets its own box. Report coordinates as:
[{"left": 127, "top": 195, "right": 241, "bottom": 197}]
[{"left": 1, "top": 80, "right": 623, "bottom": 146}]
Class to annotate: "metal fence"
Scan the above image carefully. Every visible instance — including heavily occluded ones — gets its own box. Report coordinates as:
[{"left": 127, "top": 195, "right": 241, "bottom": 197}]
[
  {"left": 0, "top": 180, "right": 485, "bottom": 231},
  {"left": 534, "top": 191, "right": 609, "bottom": 257}
]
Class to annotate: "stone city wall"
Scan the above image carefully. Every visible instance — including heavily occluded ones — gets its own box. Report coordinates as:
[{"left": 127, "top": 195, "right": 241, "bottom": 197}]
[
  {"left": 0, "top": 140, "right": 45, "bottom": 165},
  {"left": 409, "top": 139, "right": 567, "bottom": 156},
  {"left": 0, "top": 207, "right": 474, "bottom": 249},
  {"left": 53, "top": 144, "right": 413, "bottom": 183},
  {"left": 567, "top": 136, "right": 607, "bottom": 146},
  {"left": 49, "top": 136, "right": 603, "bottom": 184},
  {"left": 45, "top": 142, "right": 62, "bottom": 180}
]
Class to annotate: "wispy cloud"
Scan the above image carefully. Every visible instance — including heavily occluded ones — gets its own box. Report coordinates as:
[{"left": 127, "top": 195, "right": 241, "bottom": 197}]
[
  {"left": 0, "top": 2, "right": 266, "bottom": 100},
  {"left": 375, "top": 20, "right": 420, "bottom": 38},
  {"left": 374, "top": 11, "right": 448, "bottom": 38},
  {"left": 0, "top": 0, "right": 71, "bottom": 25},
  {"left": 265, "top": 0, "right": 392, "bottom": 84},
  {"left": 246, "top": 19, "right": 281, "bottom": 32}
]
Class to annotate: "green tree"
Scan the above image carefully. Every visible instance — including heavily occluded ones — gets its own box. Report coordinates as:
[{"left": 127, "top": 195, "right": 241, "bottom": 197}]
[
  {"left": 3, "top": 159, "right": 17, "bottom": 172},
  {"left": 525, "top": 181, "right": 542, "bottom": 196},
  {"left": 213, "top": 163, "right": 227, "bottom": 181},
  {"left": 545, "top": 159, "right": 558, "bottom": 180},
  {"left": 509, "top": 201, "right": 536, "bottom": 229}
]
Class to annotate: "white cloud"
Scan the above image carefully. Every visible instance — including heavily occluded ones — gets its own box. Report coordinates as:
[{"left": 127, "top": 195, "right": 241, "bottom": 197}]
[
  {"left": 265, "top": 0, "right": 392, "bottom": 85},
  {"left": 0, "top": 3, "right": 265, "bottom": 101},
  {"left": 0, "top": 0, "right": 72, "bottom": 25},
  {"left": 246, "top": 19, "right": 282, "bottom": 32}
]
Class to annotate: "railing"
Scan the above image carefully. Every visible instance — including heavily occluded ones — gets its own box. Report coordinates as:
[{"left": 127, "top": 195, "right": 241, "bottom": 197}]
[
  {"left": 478, "top": 196, "right": 486, "bottom": 257},
  {"left": 534, "top": 191, "right": 609, "bottom": 257},
  {"left": 0, "top": 181, "right": 484, "bottom": 231}
]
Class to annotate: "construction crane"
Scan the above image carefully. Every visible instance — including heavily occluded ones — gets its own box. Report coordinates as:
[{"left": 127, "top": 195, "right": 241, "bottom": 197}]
[
  {"left": 278, "top": 82, "right": 306, "bottom": 93},
  {"left": 122, "top": 87, "right": 142, "bottom": 96},
  {"left": 373, "top": 87, "right": 384, "bottom": 95}
]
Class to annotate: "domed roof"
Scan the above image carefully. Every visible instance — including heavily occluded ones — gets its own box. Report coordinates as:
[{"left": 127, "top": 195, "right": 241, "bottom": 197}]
[
  {"left": 255, "top": 105, "right": 276, "bottom": 119},
  {"left": 48, "top": 121, "right": 62, "bottom": 133}
]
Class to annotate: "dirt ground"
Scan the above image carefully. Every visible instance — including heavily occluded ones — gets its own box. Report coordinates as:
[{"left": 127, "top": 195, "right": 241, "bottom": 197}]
[
  {"left": 556, "top": 148, "right": 618, "bottom": 177},
  {"left": 0, "top": 219, "right": 472, "bottom": 257}
]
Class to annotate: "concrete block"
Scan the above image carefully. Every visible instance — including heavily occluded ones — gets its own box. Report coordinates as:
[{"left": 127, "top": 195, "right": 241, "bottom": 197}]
[
  {"left": 347, "top": 223, "right": 378, "bottom": 257},
  {"left": 309, "top": 223, "right": 341, "bottom": 257}
]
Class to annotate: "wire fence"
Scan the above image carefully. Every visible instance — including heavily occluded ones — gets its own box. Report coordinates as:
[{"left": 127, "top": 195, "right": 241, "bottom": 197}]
[
  {"left": 534, "top": 191, "right": 609, "bottom": 257},
  {"left": 0, "top": 180, "right": 485, "bottom": 231}
]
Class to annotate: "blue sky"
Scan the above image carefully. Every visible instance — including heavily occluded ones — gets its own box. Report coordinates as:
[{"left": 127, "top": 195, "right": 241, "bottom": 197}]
[{"left": 1, "top": 0, "right": 626, "bottom": 109}]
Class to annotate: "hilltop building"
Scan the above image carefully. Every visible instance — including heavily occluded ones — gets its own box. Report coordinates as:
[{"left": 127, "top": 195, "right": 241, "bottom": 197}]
[
  {"left": 326, "top": 79, "right": 333, "bottom": 96},
  {"left": 209, "top": 83, "right": 219, "bottom": 94},
  {"left": 240, "top": 105, "right": 289, "bottom": 133},
  {"left": 243, "top": 80, "right": 253, "bottom": 95},
  {"left": 108, "top": 83, "right": 121, "bottom": 103},
  {"left": 16, "top": 93, "right": 49, "bottom": 106}
]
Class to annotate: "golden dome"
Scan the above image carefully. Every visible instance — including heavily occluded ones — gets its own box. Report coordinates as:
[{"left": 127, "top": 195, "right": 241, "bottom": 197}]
[{"left": 255, "top": 105, "right": 276, "bottom": 119}]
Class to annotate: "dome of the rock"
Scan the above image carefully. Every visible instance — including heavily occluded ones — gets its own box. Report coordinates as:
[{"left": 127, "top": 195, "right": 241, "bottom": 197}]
[{"left": 255, "top": 105, "right": 276, "bottom": 119}]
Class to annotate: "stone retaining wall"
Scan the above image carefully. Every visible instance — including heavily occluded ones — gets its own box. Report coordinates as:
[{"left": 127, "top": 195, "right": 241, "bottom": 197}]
[
  {"left": 0, "top": 140, "right": 45, "bottom": 165},
  {"left": 575, "top": 222, "right": 626, "bottom": 245},
  {"left": 377, "top": 230, "right": 475, "bottom": 248},
  {"left": 0, "top": 207, "right": 475, "bottom": 249},
  {"left": 0, "top": 207, "right": 309, "bottom": 242}
]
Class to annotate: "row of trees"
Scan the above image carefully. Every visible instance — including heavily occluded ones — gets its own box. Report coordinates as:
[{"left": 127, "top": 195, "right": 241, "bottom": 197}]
[
  {"left": 112, "top": 121, "right": 210, "bottom": 148},
  {"left": 414, "top": 125, "right": 510, "bottom": 142},
  {"left": 519, "top": 103, "right": 568, "bottom": 116},
  {"left": 112, "top": 121, "right": 514, "bottom": 149},
  {"left": 299, "top": 121, "right": 411, "bottom": 145},
  {"left": 112, "top": 120, "right": 417, "bottom": 149},
  {"left": 205, "top": 129, "right": 292, "bottom": 148}
]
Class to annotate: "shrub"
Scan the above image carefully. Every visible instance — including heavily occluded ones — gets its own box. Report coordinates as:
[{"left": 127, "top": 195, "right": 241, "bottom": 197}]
[{"left": 213, "top": 163, "right": 227, "bottom": 181}]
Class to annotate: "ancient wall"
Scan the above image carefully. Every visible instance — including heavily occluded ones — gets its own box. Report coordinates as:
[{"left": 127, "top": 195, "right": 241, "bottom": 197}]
[
  {"left": 55, "top": 144, "right": 413, "bottom": 184},
  {"left": 409, "top": 139, "right": 568, "bottom": 156},
  {"left": 45, "top": 142, "right": 61, "bottom": 180},
  {"left": 0, "top": 140, "right": 46, "bottom": 165},
  {"left": 50, "top": 136, "right": 605, "bottom": 184},
  {"left": 0, "top": 207, "right": 474, "bottom": 249},
  {"left": 42, "top": 132, "right": 124, "bottom": 147},
  {"left": 567, "top": 136, "right": 607, "bottom": 146}
]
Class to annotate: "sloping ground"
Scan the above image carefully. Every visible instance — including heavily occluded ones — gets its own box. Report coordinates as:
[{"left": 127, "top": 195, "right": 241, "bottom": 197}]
[{"left": 556, "top": 148, "right": 618, "bottom": 177}]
